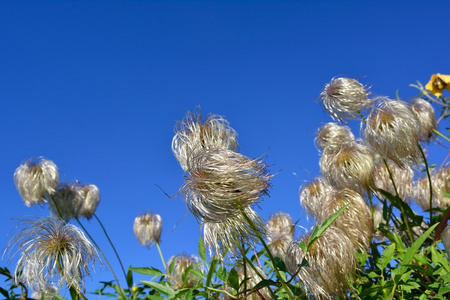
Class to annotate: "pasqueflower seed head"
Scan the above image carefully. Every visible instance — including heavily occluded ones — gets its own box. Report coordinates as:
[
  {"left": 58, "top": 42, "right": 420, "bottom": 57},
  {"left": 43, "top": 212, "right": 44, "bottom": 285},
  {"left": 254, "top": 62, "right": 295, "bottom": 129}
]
[
  {"left": 320, "top": 142, "right": 375, "bottom": 194},
  {"left": 172, "top": 108, "right": 239, "bottom": 171},
  {"left": 319, "top": 77, "right": 371, "bottom": 123},
  {"left": 234, "top": 264, "right": 273, "bottom": 300},
  {"left": 299, "top": 177, "right": 335, "bottom": 220},
  {"left": 285, "top": 226, "right": 357, "bottom": 299},
  {"left": 77, "top": 184, "right": 101, "bottom": 219},
  {"left": 14, "top": 157, "right": 59, "bottom": 206},
  {"left": 413, "top": 166, "right": 450, "bottom": 210},
  {"left": 31, "top": 285, "right": 58, "bottom": 300},
  {"left": 4, "top": 216, "right": 99, "bottom": 294},
  {"left": 266, "top": 212, "right": 295, "bottom": 260},
  {"left": 315, "top": 122, "right": 355, "bottom": 152},
  {"left": 166, "top": 254, "right": 203, "bottom": 290},
  {"left": 364, "top": 99, "right": 422, "bottom": 165},
  {"left": 410, "top": 98, "right": 437, "bottom": 143},
  {"left": 202, "top": 207, "right": 265, "bottom": 258},
  {"left": 133, "top": 212, "right": 162, "bottom": 247},
  {"left": 181, "top": 149, "right": 271, "bottom": 223},
  {"left": 373, "top": 159, "right": 414, "bottom": 202},
  {"left": 319, "top": 189, "right": 374, "bottom": 252}
]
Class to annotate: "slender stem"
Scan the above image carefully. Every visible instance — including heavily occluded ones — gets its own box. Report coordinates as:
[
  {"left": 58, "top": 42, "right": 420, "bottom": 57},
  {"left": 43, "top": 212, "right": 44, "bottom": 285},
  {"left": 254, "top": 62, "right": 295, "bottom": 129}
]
[
  {"left": 433, "top": 129, "right": 450, "bottom": 143},
  {"left": 156, "top": 242, "right": 166, "bottom": 270},
  {"left": 74, "top": 218, "right": 127, "bottom": 300},
  {"left": 434, "top": 207, "right": 450, "bottom": 242},
  {"left": 206, "top": 287, "right": 237, "bottom": 299},
  {"left": 93, "top": 214, "right": 128, "bottom": 283},
  {"left": 418, "top": 144, "right": 434, "bottom": 223},
  {"left": 239, "top": 208, "right": 295, "bottom": 300}
]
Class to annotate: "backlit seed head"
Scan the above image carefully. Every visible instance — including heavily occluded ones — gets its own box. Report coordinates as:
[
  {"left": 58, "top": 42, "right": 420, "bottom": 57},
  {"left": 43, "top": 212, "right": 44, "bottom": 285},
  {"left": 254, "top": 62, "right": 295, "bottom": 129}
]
[
  {"left": 266, "top": 212, "right": 295, "bottom": 260},
  {"left": 315, "top": 122, "right": 355, "bottom": 152},
  {"left": 413, "top": 166, "right": 450, "bottom": 210},
  {"left": 373, "top": 159, "right": 413, "bottom": 202},
  {"left": 166, "top": 254, "right": 203, "bottom": 290},
  {"left": 319, "top": 77, "right": 371, "bottom": 123},
  {"left": 320, "top": 142, "right": 375, "bottom": 194},
  {"left": 48, "top": 183, "right": 84, "bottom": 221},
  {"left": 5, "top": 216, "right": 99, "bottom": 294},
  {"left": 31, "top": 285, "right": 58, "bottom": 300},
  {"left": 77, "top": 184, "right": 101, "bottom": 219},
  {"left": 299, "top": 177, "right": 335, "bottom": 220},
  {"left": 133, "top": 212, "right": 162, "bottom": 247},
  {"left": 172, "top": 108, "right": 239, "bottom": 171},
  {"left": 234, "top": 264, "right": 273, "bottom": 300},
  {"left": 14, "top": 157, "right": 59, "bottom": 206},
  {"left": 372, "top": 204, "right": 385, "bottom": 240},
  {"left": 442, "top": 225, "right": 450, "bottom": 259},
  {"left": 364, "top": 99, "right": 422, "bottom": 165},
  {"left": 181, "top": 149, "right": 271, "bottom": 223},
  {"left": 202, "top": 207, "right": 265, "bottom": 258},
  {"left": 319, "top": 189, "right": 374, "bottom": 252},
  {"left": 410, "top": 98, "right": 437, "bottom": 143},
  {"left": 285, "top": 226, "right": 357, "bottom": 299}
]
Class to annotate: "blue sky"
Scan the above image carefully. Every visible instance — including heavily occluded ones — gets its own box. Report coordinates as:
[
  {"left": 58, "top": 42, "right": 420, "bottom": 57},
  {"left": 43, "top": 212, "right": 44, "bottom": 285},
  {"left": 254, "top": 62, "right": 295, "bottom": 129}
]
[{"left": 1, "top": 0, "right": 449, "bottom": 297}]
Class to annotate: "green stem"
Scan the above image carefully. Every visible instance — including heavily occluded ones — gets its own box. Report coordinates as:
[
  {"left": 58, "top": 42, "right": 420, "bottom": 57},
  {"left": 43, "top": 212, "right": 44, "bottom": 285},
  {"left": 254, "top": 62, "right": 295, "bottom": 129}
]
[
  {"left": 418, "top": 144, "right": 434, "bottom": 223},
  {"left": 239, "top": 207, "right": 295, "bottom": 300},
  {"left": 74, "top": 218, "right": 127, "bottom": 300},
  {"left": 93, "top": 213, "right": 128, "bottom": 284},
  {"left": 156, "top": 242, "right": 166, "bottom": 270},
  {"left": 433, "top": 129, "right": 450, "bottom": 143}
]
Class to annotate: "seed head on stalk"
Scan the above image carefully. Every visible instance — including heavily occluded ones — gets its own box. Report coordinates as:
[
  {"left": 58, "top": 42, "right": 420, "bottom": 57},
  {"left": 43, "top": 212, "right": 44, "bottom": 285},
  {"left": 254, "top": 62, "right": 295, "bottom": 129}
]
[
  {"left": 133, "top": 212, "right": 163, "bottom": 247},
  {"left": 299, "top": 177, "right": 335, "bottom": 220},
  {"left": 166, "top": 253, "right": 203, "bottom": 289},
  {"left": 315, "top": 122, "right": 355, "bottom": 152}
]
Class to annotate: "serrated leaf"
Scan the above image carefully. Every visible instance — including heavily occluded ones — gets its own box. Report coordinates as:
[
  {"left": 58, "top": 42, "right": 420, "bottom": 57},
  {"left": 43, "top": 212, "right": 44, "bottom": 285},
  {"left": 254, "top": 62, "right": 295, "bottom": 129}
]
[
  {"left": 228, "top": 268, "right": 239, "bottom": 291},
  {"left": 141, "top": 281, "right": 175, "bottom": 298},
  {"left": 129, "top": 267, "right": 164, "bottom": 277},
  {"left": 377, "top": 243, "right": 396, "bottom": 271},
  {"left": 198, "top": 237, "right": 206, "bottom": 262},
  {"left": 307, "top": 204, "right": 348, "bottom": 251}
]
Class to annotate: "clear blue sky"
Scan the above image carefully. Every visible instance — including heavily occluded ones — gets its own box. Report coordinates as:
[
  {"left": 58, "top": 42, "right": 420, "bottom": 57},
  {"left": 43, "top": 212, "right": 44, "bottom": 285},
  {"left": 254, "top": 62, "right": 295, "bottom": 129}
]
[{"left": 1, "top": 0, "right": 449, "bottom": 297}]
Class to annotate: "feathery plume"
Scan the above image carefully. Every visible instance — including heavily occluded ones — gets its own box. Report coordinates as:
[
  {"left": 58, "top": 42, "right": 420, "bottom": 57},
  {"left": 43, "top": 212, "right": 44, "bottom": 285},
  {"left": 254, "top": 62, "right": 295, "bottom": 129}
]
[
  {"left": 363, "top": 99, "right": 422, "bottom": 165},
  {"left": 373, "top": 159, "right": 414, "bottom": 202},
  {"left": 266, "top": 212, "right": 295, "bottom": 260},
  {"left": 133, "top": 212, "right": 163, "bottom": 247},
  {"left": 410, "top": 98, "right": 437, "bottom": 143},
  {"left": 315, "top": 122, "right": 355, "bottom": 152},
  {"left": 234, "top": 264, "right": 274, "bottom": 300},
  {"left": 166, "top": 254, "right": 203, "bottom": 290},
  {"left": 5, "top": 216, "right": 99, "bottom": 294},
  {"left": 172, "top": 108, "right": 239, "bottom": 171},
  {"left": 299, "top": 177, "right": 335, "bottom": 220},
  {"left": 414, "top": 166, "right": 450, "bottom": 210},
  {"left": 319, "top": 77, "right": 371, "bottom": 123},
  {"left": 181, "top": 148, "right": 271, "bottom": 223},
  {"left": 14, "top": 157, "right": 59, "bottom": 206}
]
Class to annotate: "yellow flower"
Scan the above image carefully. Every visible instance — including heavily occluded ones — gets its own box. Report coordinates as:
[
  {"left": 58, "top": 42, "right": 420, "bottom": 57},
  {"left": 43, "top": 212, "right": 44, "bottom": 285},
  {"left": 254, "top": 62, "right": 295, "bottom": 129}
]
[{"left": 425, "top": 73, "right": 450, "bottom": 97}]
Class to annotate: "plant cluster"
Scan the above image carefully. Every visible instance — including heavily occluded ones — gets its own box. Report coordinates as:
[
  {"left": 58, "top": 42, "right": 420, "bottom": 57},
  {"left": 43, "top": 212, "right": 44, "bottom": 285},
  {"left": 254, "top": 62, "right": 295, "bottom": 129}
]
[{"left": 1, "top": 74, "right": 450, "bottom": 299}]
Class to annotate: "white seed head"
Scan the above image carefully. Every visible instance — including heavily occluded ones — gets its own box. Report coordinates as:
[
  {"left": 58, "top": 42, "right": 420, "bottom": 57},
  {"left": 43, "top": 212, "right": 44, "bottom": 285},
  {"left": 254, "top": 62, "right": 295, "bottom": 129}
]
[
  {"left": 373, "top": 159, "right": 414, "bottom": 202},
  {"left": 413, "top": 166, "right": 450, "bottom": 210},
  {"left": 319, "top": 189, "right": 374, "bottom": 252},
  {"left": 320, "top": 142, "right": 375, "bottom": 194},
  {"left": 77, "top": 184, "right": 101, "bottom": 219},
  {"left": 47, "top": 183, "right": 83, "bottom": 221},
  {"left": 166, "top": 254, "right": 203, "bottom": 290},
  {"left": 410, "top": 98, "right": 437, "bottom": 143},
  {"left": 364, "top": 99, "right": 422, "bottom": 165},
  {"left": 31, "top": 285, "right": 59, "bottom": 300},
  {"left": 5, "top": 216, "right": 99, "bottom": 294},
  {"left": 172, "top": 108, "right": 239, "bottom": 171},
  {"left": 372, "top": 204, "right": 385, "bottom": 241},
  {"left": 181, "top": 149, "right": 271, "bottom": 223},
  {"left": 299, "top": 177, "right": 335, "bottom": 220},
  {"left": 133, "top": 212, "right": 162, "bottom": 247},
  {"left": 319, "top": 77, "right": 371, "bottom": 123},
  {"left": 202, "top": 207, "right": 265, "bottom": 258},
  {"left": 315, "top": 122, "right": 355, "bottom": 152},
  {"left": 285, "top": 226, "right": 357, "bottom": 299},
  {"left": 14, "top": 157, "right": 59, "bottom": 206},
  {"left": 266, "top": 212, "right": 295, "bottom": 260},
  {"left": 234, "top": 264, "right": 273, "bottom": 300}
]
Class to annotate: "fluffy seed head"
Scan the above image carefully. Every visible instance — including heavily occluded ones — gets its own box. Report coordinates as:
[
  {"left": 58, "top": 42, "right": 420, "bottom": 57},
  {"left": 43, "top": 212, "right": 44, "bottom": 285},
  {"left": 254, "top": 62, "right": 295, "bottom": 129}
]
[
  {"left": 410, "top": 98, "right": 437, "bottom": 143},
  {"left": 372, "top": 204, "right": 386, "bottom": 241},
  {"left": 181, "top": 149, "right": 271, "bottom": 223},
  {"left": 285, "top": 226, "right": 357, "bottom": 299},
  {"left": 31, "top": 285, "right": 58, "bottom": 300},
  {"left": 373, "top": 159, "right": 414, "bottom": 202},
  {"left": 266, "top": 212, "right": 295, "bottom": 260},
  {"left": 315, "top": 122, "right": 355, "bottom": 152},
  {"left": 319, "top": 77, "right": 371, "bottom": 123},
  {"left": 364, "top": 99, "right": 422, "bottom": 165},
  {"left": 14, "top": 157, "right": 59, "bottom": 206},
  {"left": 413, "top": 166, "right": 450, "bottom": 210},
  {"left": 172, "top": 108, "right": 239, "bottom": 171},
  {"left": 202, "top": 207, "right": 265, "bottom": 258},
  {"left": 166, "top": 254, "right": 203, "bottom": 290},
  {"left": 77, "top": 184, "right": 101, "bottom": 219},
  {"left": 299, "top": 177, "right": 335, "bottom": 220},
  {"left": 133, "top": 212, "right": 162, "bottom": 247},
  {"left": 320, "top": 142, "right": 375, "bottom": 194},
  {"left": 319, "top": 189, "right": 374, "bottom": 252},
  {"left": 442, "top": 225, "right": 450, "bottom": 259},
  {"left": 5, "top": 216, "right": 99, "bottom": 293},
  {"left": 233, "top": 264, "right": 273, "bottom": 300},
  {"left": 48, "top": 183, "right": 84, "bottom": 221}
]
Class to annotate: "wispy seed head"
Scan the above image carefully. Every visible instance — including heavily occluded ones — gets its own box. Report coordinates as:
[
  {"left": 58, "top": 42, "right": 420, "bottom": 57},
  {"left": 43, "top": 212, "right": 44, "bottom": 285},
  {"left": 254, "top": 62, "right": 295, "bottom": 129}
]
[
  {"left": 315, "top": 122, "right": 355, "bottom": 152},
  {"left": 410, "top": 98, "right": 437, "bottom": 143},
  {"left": 133, "top": 212, "right": 162, "bottom": 247},
  {"left": 166, "top": 254, "right": 203, "bottom": 290},
  {"left": 299, "top": 177, "right": 335, "bottom": 220}
]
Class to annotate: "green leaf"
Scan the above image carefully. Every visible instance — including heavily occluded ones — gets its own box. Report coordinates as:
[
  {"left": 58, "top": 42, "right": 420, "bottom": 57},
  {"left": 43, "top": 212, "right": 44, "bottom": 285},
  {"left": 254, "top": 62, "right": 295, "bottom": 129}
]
[
  {"left": 253, "top": 279, "right": 280, "bottom": 290},
  {"left": 379, "top": 189, "right": 423, "bottom": 225},
  {"left": 377, "top": 243, "right": 396, "bottom": 271},
  {"left": 205, "top": 258, "right": 217, "bottom": 287},
  {"left": 307, "top": 204, "right": 349, "bottom": 251},
  {"left": 0, "top": 287, "right": 9, "bottom": 298},
  {"left": 126, "top": 268, "right": 133, "bottom": 288},
  {"left": 216, "top": 266, "right": 227, "bottom": 282},
  {"left": 431, "top": 246, "right": 450, "bottom": 272},
  {"left": 198, "top": 237, "right": 206, "bottom": 262},
  {"left": 274, "top": 257, "right": 287, "bottom": 272},
  {"left": 401, "top": 223, "right": 438, "bottom": 269},
  {"left": 228, "top": 268, "right": 239, "bottom": 291},
  {"left": 129, "top": 267, "right": 164, "bottom": 277},
  {"left": 141, "top": 281, "right": 175, "bottom": 298}
]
